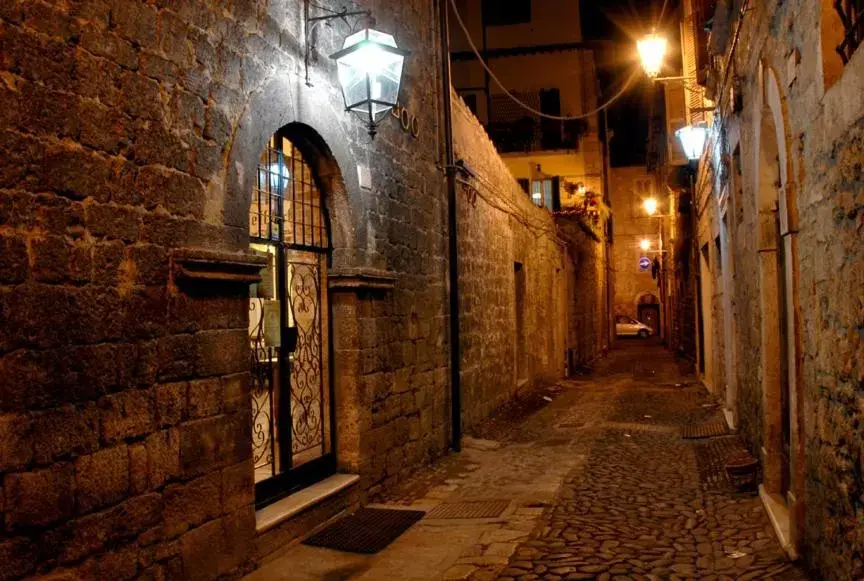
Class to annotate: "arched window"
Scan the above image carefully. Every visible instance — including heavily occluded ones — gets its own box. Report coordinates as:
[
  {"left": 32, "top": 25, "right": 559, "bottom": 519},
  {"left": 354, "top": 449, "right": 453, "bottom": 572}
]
[{"left": 249, "top": 128, "right": 333, "bottom": 506}]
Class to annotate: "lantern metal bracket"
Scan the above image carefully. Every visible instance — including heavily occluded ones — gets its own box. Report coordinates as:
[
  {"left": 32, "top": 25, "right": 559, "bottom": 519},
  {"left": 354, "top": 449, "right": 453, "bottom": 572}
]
[{"left": 304, "top": 0, "right": 373, "bottom": 86}]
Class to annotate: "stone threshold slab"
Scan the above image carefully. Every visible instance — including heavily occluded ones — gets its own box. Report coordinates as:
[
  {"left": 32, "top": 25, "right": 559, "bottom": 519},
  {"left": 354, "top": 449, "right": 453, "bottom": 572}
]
[
  {"left": 256, "top": 473, "right": 360, "bottom": 534},
  {"left": 759, "top": 484, "right": 798, "bottom": 560}
]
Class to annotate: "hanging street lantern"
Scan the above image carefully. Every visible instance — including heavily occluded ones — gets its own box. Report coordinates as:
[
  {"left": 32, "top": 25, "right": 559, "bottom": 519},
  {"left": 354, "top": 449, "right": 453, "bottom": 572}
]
[
  {"left": 675, "top": 125, "right": 709, "bottom": 161},
  {"left": 331, "top": 28, "right": 410, "bottom": 138},
  {"left": 643, "top": 197, "right": 658, "bottom": 216},
  {"left": 637, "top": 33, "right": 667, "bottom": 79}
]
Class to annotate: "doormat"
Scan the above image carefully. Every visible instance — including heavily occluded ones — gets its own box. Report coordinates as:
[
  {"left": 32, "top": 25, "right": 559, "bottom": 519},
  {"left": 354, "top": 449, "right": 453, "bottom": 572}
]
[
  {"left": 304, "top": 508, "right": 425, "bottom": 554},
  {"left": 682, "top": 420, "right": 730, "bottom": 439},
  {"left": 425, "top": 499, "right": 510, "bottom": 519}
]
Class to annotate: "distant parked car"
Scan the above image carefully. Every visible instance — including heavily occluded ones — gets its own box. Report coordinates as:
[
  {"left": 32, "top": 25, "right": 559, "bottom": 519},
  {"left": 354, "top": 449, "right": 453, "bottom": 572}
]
[{"left": 615, "top": 315, "right": 653, "bottom": 338}]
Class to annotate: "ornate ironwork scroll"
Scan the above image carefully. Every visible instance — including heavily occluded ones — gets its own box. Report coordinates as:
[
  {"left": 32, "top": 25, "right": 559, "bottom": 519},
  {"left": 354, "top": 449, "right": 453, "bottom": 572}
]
[
  {"left": 287, "top": 261, "right": 325, "bottom": 460},
  {"left": 250, "top": 300, "right": 276, "bottom": 478}
]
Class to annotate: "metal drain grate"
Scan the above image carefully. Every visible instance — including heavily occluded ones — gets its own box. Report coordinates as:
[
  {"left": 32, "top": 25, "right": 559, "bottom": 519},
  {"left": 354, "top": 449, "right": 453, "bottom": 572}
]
[
  {"left": 682, "top": 420, "right": 730, "bottom": 439},
  {"left": 425, "top": 500, "right": 511, "bottom": 519},
  {"left": 304, "top": 508, "right": 425, "bottom": 554}
]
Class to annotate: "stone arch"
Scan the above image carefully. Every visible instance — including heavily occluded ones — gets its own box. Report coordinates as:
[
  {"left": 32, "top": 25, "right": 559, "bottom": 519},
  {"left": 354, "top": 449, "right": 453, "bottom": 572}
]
[
  {"left": 223, "top": 76, "right": 373, "bottom": 494},
  {"left": 634, "top": 292, "right": 659, "bottom": 306},
  {"left": 222, "top": 75, "right": 368, "bottom": 270},
  {"left": 754, "top": 62, "right": 804, "bottom": 553}
]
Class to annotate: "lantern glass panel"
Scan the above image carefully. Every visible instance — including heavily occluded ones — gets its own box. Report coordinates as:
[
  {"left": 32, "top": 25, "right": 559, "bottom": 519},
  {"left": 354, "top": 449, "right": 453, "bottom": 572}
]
[{"left": 335, "top": 29, "right": 405, "bottom": 122}]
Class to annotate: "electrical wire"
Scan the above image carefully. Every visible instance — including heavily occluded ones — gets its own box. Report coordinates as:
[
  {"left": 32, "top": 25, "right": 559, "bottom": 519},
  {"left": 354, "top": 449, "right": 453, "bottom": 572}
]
[
  {"left": 448, "top": 0, "right": 638, "bottom": 121},
  {"left": 657, "top": 0, "right": 670, "bottom": 30}
]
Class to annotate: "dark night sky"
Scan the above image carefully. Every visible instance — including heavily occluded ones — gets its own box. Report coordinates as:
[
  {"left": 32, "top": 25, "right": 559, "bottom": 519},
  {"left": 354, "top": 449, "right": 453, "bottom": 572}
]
[{"left": 581, "top": 0, "right": 681, "bottom": 167}]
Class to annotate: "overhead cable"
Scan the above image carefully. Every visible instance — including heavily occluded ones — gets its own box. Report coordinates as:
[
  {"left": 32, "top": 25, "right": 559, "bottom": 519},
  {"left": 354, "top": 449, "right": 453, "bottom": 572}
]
[{"left": 448, "top": 0, "right": 638, "bottom": 121}]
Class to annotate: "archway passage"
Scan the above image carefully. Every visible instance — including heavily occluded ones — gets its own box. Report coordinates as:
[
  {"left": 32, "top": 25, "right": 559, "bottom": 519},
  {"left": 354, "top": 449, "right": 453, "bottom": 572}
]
[
  {"left": 248, "top": 127, "right": 334, "bottom": 506},
  {"left": 637, "top": 293, "right": 661, "bottom": 336}
]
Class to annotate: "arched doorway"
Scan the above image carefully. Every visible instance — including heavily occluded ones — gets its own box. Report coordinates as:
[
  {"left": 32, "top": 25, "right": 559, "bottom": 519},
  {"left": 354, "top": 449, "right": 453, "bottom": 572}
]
[
  {"left": 248, "top": 125, "right": 335, "bottom": 506},
  {"left": 756, "top": 66, "right": 800, "bottom": 515},
  {"left": 637, "top": 293, "right": 660, "bottom": 336}
]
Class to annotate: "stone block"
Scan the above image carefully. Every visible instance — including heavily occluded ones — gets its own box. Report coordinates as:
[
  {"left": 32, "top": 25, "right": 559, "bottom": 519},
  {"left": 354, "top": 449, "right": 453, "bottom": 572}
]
[
  {"left": 31, "top": 404, "right": 100, "bottom": 464},
  {"left": 194, "top": 329, "right": 249, "bottom": 378},
  {"left": 0, "top": 536, "right": 36, "bottom": 581},
  {"left": 92, "top": 240, "right": 125, "bottom": 285},
  {"left": 75, "top": 444, "right": 130, "bottom": 513},
  {"left": 178, "top": 416, "right": 223, "bottom": 478},
  {"left": 0, "top": 233, "right": 28, "bottom": 284},
  {"left": 100, "top": 389, "right": 155, "bottom": 444},
  {"left": 129, "top": 442, "right": 148, "bottom": 495},
  {"left": 146, "top": 428, "right": 181, "bottom": 489},
  {"left": 31, "top": 235, "right": 92, "bottom": 284},
  {"left": 162, "top": 471, "right": 221, "bottom": 538},
  {"left": 85, "top": 202, "right": 141, "bottom": 242},
  {"left": 130, "top": 244, "right": 169, "bottom": 285},
  {"left": 156, "top": 334, "right": 197, "bottom": 382},
  {"left": 57, "top": 493, "right": 160, "bottom": 563},
  {"left": 179, "top": 517, "right": 223, "bottom": 581},
  {"left": 125, "top": 287, "right": 168, "bottom": 340},
  {"left": 221, "top": 461, "right": 254, "bottom": 512},
  {"left": 0, "top": 413, "right": 32, "bottom": 472},
  {"left": 76, "top": 543, "right": 138, "bottom": 581},
  {"left": 155, "top": 382, "right": 187, "bottom": 427},
  {"left": 4, "top": 463, "right": 75, "bottom": 528},
  {"left": 221, "top": 373, "right": 247, "bottom": 413},
  {"left": 187, "top": 378, "right": 222, "bottom": 419},
  {"left": 218, "top": 507, "right": 255, "bottom": 575},
  {"left": 141, "top": 212, "right": 190, "bottom": 247}
]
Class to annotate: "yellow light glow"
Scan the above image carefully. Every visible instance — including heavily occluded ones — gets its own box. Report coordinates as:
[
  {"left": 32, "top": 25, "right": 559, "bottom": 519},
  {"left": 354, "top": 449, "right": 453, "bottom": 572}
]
[
  {"left": 640, "top": 239, "right": 651, "bottom": 251},
  {"left": 638, "top": 33, "right": 667, "bottom": 79},
  {"left": 643, "top": 198, "right": 658, "bottom": 215}
]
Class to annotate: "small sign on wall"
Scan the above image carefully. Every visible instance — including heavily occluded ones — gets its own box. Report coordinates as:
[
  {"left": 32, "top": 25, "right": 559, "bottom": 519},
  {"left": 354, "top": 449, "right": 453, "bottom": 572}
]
[{"left": 638, "top": 256, "right": 651, "bottom": 271}]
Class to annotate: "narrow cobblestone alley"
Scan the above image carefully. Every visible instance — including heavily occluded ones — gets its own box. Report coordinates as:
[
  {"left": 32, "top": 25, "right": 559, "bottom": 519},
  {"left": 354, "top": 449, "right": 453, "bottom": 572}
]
[{"left": 248, "top": 341, "right": 808, "bottom": 581}]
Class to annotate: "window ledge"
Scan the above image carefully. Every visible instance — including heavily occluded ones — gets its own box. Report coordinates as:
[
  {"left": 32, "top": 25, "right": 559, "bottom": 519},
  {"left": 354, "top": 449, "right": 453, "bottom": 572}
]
[{"left": 255, "top": 474, "right": 360, "bottom": 534}]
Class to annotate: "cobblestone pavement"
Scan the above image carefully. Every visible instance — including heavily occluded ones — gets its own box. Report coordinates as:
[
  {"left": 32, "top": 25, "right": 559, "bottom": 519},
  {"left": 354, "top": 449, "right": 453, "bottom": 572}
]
[
  {"left": 248, "top": 341, "right": 809, "bottom": 580},
  {"left": 495, "top": 342, "right": 808, "bottom": 581}
]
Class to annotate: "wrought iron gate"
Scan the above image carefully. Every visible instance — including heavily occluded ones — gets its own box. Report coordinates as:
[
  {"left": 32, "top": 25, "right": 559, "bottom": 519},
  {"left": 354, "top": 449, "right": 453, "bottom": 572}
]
[{"left": 249, "top": 131, "right": 333, "bottom": 506}]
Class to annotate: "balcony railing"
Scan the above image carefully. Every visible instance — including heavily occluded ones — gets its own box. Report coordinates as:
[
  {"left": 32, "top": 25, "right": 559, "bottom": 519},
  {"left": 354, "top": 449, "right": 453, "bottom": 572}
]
[
  {"left": 836, "top": 0, "right": 864, "bottom": 64},
  {"left": 486, "top": 117, "right": 585, "bottom": 154}
]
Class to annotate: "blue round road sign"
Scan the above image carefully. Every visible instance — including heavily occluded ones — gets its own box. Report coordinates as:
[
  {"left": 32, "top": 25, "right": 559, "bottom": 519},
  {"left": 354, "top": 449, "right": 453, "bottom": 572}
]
[{"left": 638, "top": 256, "right": 651, "bottom": 271}]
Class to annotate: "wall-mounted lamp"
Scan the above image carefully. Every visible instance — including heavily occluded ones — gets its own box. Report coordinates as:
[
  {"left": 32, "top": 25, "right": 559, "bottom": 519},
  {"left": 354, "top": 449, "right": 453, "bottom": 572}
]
[
  {"left": 675, "top": 124, "right": 709, "bottom": 161},
  {"left": 304, "top": 1, "right": 409, "bottom": 138},
  {"left": 639, "top": 238, "right": 652, "bottom": 251},
  {"left": 638, "top": 32, "right": 667, "bottom": 79},
  {"left": 332, "top": 29, "right": 409, "bottom": 138}
]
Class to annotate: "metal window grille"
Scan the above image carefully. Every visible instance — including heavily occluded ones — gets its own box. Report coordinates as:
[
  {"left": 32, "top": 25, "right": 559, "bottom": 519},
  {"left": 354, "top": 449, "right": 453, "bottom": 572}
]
[
  {"left": 249, "top": 137, "right": 328, "bottom": 250},
  {"left": 836, "top": 0, "right": 864, "bottom": 64}
]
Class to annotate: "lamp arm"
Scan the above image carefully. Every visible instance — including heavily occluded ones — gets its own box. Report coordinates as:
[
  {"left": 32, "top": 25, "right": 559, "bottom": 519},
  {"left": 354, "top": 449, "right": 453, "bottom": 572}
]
[{"left": 304, "top": 1, "right": 373, "bottom": 86}]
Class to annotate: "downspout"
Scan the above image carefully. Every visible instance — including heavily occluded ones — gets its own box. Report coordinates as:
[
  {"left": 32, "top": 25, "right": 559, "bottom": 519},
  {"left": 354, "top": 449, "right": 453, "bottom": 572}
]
[{"left": 439, "top": 0, "right": 461, "bottom": 452}]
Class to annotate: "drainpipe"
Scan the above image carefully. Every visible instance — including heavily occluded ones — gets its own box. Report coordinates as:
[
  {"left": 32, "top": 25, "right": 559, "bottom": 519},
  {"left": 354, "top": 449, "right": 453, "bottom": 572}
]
[{"left": 439, "top": 0, "right": 461, "bottom": 452}]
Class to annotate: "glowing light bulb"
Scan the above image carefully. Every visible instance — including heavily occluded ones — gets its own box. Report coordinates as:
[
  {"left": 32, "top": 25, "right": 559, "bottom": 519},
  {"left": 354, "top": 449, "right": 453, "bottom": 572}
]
[
  {"left": 643, "top": 198, "right": 658, "bottom": 216},
  {"left": 640, "top": 239, "right": 651, "bottom": 251},
  {"left": 638, "top": 33, "right": 667, "bottom": 79}
]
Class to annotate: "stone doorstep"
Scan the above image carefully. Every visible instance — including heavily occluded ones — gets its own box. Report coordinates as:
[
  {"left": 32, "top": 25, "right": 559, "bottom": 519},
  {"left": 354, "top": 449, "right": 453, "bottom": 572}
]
[
  {"left": 759, "top": 484, "right": 799, "bottom": 561},
  {"left": 255, "top": 473, "right": 360, "bottom": 534},
  {"left": 723, "top": 407, "right": 735, "bottom": 431}
]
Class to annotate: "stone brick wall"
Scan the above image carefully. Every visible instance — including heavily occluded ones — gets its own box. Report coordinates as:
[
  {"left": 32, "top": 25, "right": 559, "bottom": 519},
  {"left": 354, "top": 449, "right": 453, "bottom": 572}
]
[
  {"left": 609, "top": 166, "right": 662, "bottom": 320},
  {"left": 0, "top": 0, "right": 447, "bottom": 578},
  {"left": 0, "top": 1, "right": 612, "bottom": 579},
  {"left": 451, "top": 94, "right": 608, "bottom": 429},
  {"left": 698, "top": 0, "right": 864, "bottom": 576}
]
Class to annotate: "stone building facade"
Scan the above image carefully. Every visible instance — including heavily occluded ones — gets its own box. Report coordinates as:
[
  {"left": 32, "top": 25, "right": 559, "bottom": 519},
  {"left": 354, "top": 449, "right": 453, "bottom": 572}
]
[
  {"left": 691, "top": 0, "right": 864, "bottom": 576},
  {"left": 609, "top": 166, "right": 665, "bottom": 334},
  {"left": 0, "top": 1, "right": 608, "bottom": 579}
]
